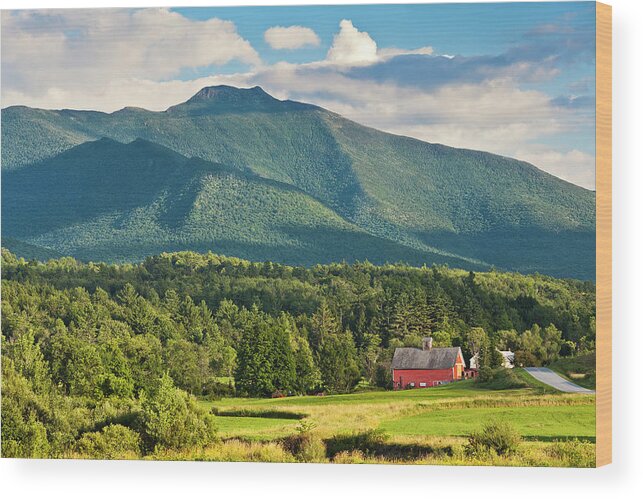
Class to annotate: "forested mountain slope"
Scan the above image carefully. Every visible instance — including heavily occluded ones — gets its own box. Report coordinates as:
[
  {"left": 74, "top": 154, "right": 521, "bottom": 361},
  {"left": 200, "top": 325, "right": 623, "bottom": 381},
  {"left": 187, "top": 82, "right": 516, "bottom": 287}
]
[
  {"left": 2, "top": 137, "right": 471, "bottom": 267},
  {"left": 1, "top": 86, "right": 596, "bottom": 278}
]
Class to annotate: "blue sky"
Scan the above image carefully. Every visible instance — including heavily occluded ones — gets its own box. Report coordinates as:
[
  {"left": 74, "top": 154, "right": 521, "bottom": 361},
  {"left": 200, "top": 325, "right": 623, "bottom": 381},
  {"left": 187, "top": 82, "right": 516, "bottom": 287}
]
[
  {"left": 1, "top": 3, "right": 597, "bottom": 188},
  {"left": 174, "top": 3, "right": 594, "bottom": 64}
]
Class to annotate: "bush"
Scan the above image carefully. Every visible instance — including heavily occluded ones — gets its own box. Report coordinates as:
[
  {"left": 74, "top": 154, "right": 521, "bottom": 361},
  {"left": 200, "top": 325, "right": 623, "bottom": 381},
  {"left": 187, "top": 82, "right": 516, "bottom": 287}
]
[
  {"left": 138, "top": 374, "right": 217, "bottom": 452},
  {"left": 211, "top": 408, "right": 306, "bottom": 420},
  {"left": 90, "top": 397, "right": 140, "bottom": 430},
  {"left": 547, "top": 439, "right": 596, "bottom": 467},
  {"left": 202, "top": 379, "right": 235, "bottom": 399},
  {"left": 477, "top": 366, "right": 494, "bottom": 383},
  {"left": 74, "top": 424, "right": 141, "bottom": 459},
  {"left": 475, "top": 368, "right": 527, "bottom": 390},
  {"left": 325, "top": 429, "right": 389, "bottom": 458},
  {"left": 514, "top": 350, "right": 540, "bottom": 368},
  {"left": 281, "top": 421, "right": 326, "bottom": 463},
  {"left": 465, "top": 421, "right": 521, "bottom": 457}
]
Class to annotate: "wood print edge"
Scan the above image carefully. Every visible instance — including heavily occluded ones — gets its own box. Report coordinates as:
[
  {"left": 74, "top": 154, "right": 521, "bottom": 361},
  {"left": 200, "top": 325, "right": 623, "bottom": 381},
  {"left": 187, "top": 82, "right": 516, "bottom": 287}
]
[{"left": 595, "top": 0, "right": 612, "bottom": 468}]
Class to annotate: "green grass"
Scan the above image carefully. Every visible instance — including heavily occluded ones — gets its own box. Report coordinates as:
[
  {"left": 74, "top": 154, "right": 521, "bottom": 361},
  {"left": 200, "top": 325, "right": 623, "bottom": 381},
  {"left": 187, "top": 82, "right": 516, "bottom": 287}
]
[
  {"left": 380, "top": 404, "right": 596, "bottom": 441},
  {"left": 196, "top": 381, "right": 595, "bottom": 465},
  {"left": 200, "top": 381, "right": 594, "bottom": 441},
  {"left": 203, "top": 380, "right": 517, "bottom": 408},
  {"left": 214, "top": 416, "right": 298, "bottom": 440},
  {"left": 548, "top": 353, "right": 596, "bottom": 389}
]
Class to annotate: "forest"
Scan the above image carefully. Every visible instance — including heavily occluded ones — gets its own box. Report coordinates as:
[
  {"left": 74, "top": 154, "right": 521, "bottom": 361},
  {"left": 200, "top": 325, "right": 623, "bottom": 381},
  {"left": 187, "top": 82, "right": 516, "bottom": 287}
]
[{"left": 1, "top": 249, "right": 596, "bottom": 459}]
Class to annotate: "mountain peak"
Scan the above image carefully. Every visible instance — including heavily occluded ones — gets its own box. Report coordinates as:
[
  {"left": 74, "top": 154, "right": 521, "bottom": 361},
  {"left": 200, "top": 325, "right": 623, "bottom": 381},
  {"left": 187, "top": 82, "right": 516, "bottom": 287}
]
[
  {"left": 164, "top": 85, "right": 288, "bottom": 115},
  {"left": 186, "top": 85, "right": 274, "bottom": 104}
]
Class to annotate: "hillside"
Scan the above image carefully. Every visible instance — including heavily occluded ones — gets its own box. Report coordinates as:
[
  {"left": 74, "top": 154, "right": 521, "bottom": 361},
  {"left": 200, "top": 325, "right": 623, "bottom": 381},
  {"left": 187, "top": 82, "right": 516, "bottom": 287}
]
[
  {"left": 1, "top": 86, "right": 596, "bottom": 278},
  {"left": 1, "top": 137, "right": 472, "bottom": 267}
]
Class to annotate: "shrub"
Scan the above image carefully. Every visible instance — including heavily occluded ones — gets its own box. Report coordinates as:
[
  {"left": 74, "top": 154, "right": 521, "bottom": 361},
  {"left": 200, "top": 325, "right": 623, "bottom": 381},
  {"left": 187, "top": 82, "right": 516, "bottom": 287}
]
[
  {"left": 90, "top": 397, "right": 140, "bottom": 430},
  {"left": 547, "top": 439, "right": 596, "bottom": 467},
  {"left": 325, "top": 429, "right": 389, "bottom": 458},
  {"left": 210, "top": 408, "right": 306, "bottom": 420},
  {"left": 202, "top": 379, "right": 235, "bottom": 399},
  {"left": 465, "top": 421, "right": 521, "bottom": 457},
  {"left": 475, "top": 368, "right": 527, "bottom": 390},
  {"left": 514, "top": 350, "right": 540, "bottom": 368},
  {"left": 74, "top": 424, "right": 141, "bottom": 459},
  {"left": 477, "top": 366, "right": 494, "bottom": 383},
  {"left": 281, "top": 422, "right": 326, "bottom": 463},
  {"left": 138, "top": 374, "right": 217, "bottom": 452}
]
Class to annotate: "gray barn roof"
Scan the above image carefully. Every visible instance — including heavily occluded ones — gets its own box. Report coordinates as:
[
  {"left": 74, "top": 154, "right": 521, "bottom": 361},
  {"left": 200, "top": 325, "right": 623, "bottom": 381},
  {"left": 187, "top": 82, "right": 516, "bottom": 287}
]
[{"left": 392, "top": 347, "right": 463, "bottom": 370}]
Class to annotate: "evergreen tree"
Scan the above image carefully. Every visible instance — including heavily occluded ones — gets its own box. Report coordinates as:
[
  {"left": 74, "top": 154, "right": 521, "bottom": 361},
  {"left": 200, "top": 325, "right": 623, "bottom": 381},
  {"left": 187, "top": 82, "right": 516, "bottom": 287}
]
[
  {"left": 360, "top": 332, "right": 381, "bottom": 384},
  {"left": 310, "top": 301, "right": 341, "bottom": 350},
  {"left": 317, "top": 329, "right": 360, "bottom": 393},
  {"left": 268, "top": 316, "right": 297, "bottom": 394},
  {"left": 291, "top": 333, "right": 321, "bottom": 394},
  {"left": 234, "top": 310, "right": 275, "bottom": 397}
]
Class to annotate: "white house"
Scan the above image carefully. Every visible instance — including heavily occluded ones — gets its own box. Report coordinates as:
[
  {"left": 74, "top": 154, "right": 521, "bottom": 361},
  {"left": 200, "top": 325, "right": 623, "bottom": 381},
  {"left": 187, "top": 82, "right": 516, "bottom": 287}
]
[{"left": 469, "top": 350, "right": 515, "bottom": 369}]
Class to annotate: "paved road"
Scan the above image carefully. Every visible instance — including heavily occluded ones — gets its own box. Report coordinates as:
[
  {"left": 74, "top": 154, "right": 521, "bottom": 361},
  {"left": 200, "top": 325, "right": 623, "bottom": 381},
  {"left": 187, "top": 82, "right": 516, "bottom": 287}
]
[{"left": 523, "top": 367, "right": 595, "bottom": 393}]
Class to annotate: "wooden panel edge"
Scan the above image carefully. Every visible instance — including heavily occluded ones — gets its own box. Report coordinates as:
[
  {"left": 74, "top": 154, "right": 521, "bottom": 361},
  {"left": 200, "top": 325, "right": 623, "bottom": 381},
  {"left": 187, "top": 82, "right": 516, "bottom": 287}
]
[{"left": 595, "top": 1, "right": 612, "bottom": 468}]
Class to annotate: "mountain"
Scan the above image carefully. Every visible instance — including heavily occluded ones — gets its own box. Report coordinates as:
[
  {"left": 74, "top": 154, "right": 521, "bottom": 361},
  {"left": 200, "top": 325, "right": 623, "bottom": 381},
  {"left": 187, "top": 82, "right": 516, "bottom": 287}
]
[
  {"left": 1, "top": 85, "right": 596, "bottom": 279},
  {"left": 1, "top": 137, "right": 477, "bottom": 267}
]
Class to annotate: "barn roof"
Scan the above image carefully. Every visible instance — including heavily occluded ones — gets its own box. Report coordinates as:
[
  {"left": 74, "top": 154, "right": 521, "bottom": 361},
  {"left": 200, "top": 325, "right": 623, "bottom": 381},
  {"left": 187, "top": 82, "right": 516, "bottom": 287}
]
[{"left": 392, "top": 347, "right": 462, "bottom": 370}]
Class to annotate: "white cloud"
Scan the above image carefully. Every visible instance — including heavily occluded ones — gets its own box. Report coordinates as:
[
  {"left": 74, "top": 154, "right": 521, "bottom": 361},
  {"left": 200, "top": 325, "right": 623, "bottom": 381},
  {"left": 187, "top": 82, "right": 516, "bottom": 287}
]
[
  {"left": 1, "top": 8, "right": 259, "bottom": 98},
  {"left": 1, "top": 74, "right": 256, "bottom": 112},
  {"left": 378, "top": 46, "right": 434, "bottom": 59},
  {"left": 514, "top": 148, "right": 595, "bottom": 189},
  {"left": 264, "top": 25, "right": 320, "bottom": 50},
  {"left": 326, "top": 19, "right": 378, "bottom": 66},
  {"left": 323, "top": 20, "right": 433, "bottom": 67}
]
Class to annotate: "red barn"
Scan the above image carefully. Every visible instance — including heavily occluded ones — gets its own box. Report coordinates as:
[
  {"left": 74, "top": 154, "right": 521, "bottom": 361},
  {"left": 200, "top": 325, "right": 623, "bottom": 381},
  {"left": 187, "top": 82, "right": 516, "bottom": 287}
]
[{"left": 391, "top": 337, "right": 465, "bottom": 389}]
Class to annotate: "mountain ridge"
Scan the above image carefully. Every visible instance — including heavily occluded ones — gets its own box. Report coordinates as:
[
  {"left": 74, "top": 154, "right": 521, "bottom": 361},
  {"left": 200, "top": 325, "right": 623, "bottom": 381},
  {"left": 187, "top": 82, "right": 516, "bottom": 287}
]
[{"left": 1, "top": 85, "right": 596, "bottom": 279}]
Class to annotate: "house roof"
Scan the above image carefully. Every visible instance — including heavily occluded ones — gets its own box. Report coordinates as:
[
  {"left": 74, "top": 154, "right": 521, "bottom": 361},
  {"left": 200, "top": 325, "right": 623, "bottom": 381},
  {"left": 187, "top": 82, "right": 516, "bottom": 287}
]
[
  {"left": 470, "top": 350, "right": 515, "bottom": 361},
  {"left": 499, "top": 351, "right": 515, "bottom": 361},
  {"left": 392, "top": 347, "right": 463, "bottom": 370}
]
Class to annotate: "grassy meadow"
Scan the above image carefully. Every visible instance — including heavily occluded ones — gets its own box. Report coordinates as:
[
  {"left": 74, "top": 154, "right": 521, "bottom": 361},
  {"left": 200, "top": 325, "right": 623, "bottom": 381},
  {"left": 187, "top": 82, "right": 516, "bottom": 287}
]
[{"left": 174, "top": 374, "right": 596, "bottom": 467}]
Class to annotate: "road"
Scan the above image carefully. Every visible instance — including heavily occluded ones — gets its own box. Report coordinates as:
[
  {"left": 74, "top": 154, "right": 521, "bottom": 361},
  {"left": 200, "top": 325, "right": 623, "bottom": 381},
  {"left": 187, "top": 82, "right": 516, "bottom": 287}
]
[{"left": 523, "top": 367, "right": 595, "bottom": 393}]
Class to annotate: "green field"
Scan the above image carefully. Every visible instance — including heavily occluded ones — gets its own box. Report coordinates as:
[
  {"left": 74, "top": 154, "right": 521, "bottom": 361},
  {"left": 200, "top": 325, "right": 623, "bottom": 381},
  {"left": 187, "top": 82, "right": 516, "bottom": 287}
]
[
  {"left": 195, "top": 376, "right": 595, "bottom": 466},
  {"left": 213, "top": 416, "right": 299, "bottom": 440},
  {"left": 381, "top": 405, "right": 595, "bottom": 441},
  {"left": 209, "top": 380, "right": 497, "bottom": 407}
]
